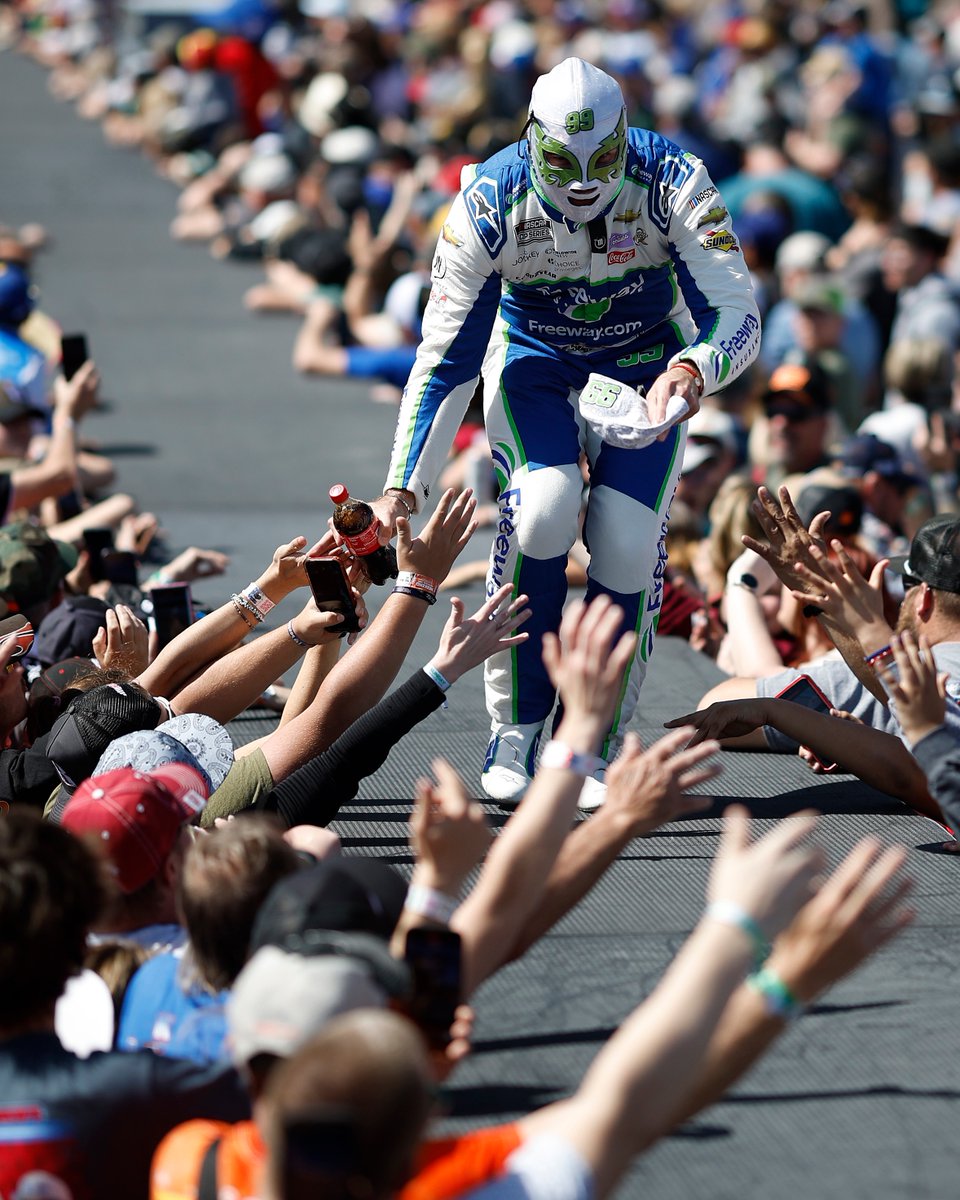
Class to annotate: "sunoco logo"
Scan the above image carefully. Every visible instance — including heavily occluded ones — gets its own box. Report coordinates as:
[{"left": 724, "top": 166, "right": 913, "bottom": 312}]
[{"left": 701, "top": 229, "right": 739, "bottom": 253}]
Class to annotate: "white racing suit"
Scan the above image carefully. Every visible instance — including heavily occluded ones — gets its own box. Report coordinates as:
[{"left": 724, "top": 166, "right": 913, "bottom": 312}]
[{"left": 385, "top": 128, "right": 760, "bottom": 749}]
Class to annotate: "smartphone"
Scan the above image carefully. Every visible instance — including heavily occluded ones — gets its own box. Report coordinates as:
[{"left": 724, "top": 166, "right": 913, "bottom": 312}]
[
  {"left": 775, "top": 674, "right": 837, "bottom": 772},
  {"left": 83, "top": 527, "right": 115, "bottom": 583},
  {"left": 403, "top": 927, "right": 462, "bottom": 1049},
  {"left": 60, "top": 333, "right": 89, "bottom": 382},
  {"left": 150, "top": 582, "right": 194, "bottom": 648},
  {"left": 100, "top": 550, "right": 139, "bottom": 588},
  {"left": 304, "top": 555, "right": 359, "bottom": 635}
]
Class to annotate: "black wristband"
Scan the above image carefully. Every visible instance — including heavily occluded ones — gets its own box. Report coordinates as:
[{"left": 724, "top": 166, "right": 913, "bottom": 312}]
[
  {"left": 803, "top": 603, "right": 825, "bottom": 618},
  {"left": 393, "top": 585, "right": 436, "bottom": 606}
]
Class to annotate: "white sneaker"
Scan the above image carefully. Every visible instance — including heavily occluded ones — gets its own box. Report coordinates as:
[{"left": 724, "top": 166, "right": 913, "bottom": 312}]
[
  {"left": 480, "top": 722, "right": 544, "bottom": 806},
  {"left": 576, "top": 735, "right": 622, "bottom": 813},
  {"left": 577, "top": 765, "right": 608, "bottom": 812}
]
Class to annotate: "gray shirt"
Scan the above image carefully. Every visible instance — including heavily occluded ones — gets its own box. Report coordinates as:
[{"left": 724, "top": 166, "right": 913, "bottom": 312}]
[{"left": 756, "top": 641, "right": 960, "bottom": 751}]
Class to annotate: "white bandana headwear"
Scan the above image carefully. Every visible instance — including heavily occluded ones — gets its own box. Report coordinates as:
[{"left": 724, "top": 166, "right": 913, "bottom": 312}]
[{"left": 528, "top": 58, "right": 628, "bottom": 224}]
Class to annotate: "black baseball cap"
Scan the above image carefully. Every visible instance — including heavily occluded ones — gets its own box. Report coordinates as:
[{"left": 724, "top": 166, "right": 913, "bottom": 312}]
[
  {"left": 888, "top": 515, "right": 960, "bottom": 594},
  {"left": 763, "top": 361, "right": 832, "bottom": 415},
  {"left": 46, "top": 682, "right": 162, "bottom": 794},
  {"left": 250, "top": 856, "right": 409, "bottom": 954},
  {"left": 795, "top": 481, "right": 863, "bottom": 536}
]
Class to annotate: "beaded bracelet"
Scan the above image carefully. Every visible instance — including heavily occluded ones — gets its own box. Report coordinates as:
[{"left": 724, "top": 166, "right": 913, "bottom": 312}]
[
  {"left": 747, "top": 966, "right": 806, "bottom": 1021},
  {"left": 230, "top": 596, "right": 257, "bottom": 629},
  {"left": 704, "top": 900, "right": 771, "bottom": 969},
  {"left": 287, "top": 620, "right": 309, "bottom": 648},
  {"left": 231, "top": 592, "right": 264, "bottom": 624}
]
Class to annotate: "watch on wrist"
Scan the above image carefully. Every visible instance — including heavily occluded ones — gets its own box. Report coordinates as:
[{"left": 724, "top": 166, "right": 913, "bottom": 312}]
[{"left": 731, "top": 572, "right": 759, "bottom": 592}]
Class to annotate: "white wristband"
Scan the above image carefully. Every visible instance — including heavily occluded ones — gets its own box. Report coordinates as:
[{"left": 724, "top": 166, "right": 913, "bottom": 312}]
[
  {"left": 404, "top": 884, "right": 458, "bottom": 925},
  {"left": 395, "top": 571, "right": 438, "bottom": 597},
  {"left": 242, "top": 583, "right": 276, "bottom": 618},
  {"left": 539, "top": 739, "right": 605, "bottom": 776}
]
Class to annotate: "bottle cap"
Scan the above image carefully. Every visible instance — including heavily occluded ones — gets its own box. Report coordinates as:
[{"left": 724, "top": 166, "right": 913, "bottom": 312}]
[{"left": 329, "top": 484, "right": 349, "bottom": 504}]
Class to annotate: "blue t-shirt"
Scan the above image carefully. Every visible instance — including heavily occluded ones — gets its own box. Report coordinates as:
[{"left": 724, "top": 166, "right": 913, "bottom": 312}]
[
  {"left": 118, "top": 952, "right": 229, "bottom": 1064},
  {"left": 0, "top": 326, "right": 48, "bottom": 412}
]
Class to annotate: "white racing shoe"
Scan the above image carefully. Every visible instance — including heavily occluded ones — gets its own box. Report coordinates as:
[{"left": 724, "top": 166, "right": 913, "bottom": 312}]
[
  {"left": 577, "top": 765, "right": 608, "bottom": 812},
  {"left": 576, "top": 736, "right": 623, "bottom": 812},
  {"left": 480, "top": 722, "right": 544, "bottom": 807}
]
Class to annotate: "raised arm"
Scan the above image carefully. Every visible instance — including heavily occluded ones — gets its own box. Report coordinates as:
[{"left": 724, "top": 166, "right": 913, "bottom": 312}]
[
  {"left": 743, "top": 486, "right": 888, "bottom": 703},
  {"left": 665, "top": 837, "right": 913, "bottom": 1132},
  {"left": 506, "top": 727, "right": 722, "bottom": 960},
  {"left": 520, "top": 808, "right": 823, "bottom": 1200},
  {"left": 9, "top": 360, "right": 99, "bottom": 511},
  {"left": 255, "top": 586, "right": 529, "bottom": 823},
  {"left": 170, "top": 597, "right": 352, "bottom": 724},
  {"left": 453, "top": 595, "right": 639, "bottom": 995},
  {"left": 256, "top": 489, "right": 479, "bottom": 782},
  {"left": 137, "top": 535, "right": 315, "bottom": 698}
]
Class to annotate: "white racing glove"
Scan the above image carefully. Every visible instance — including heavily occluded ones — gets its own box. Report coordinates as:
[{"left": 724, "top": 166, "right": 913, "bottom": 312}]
[{"left": 579, "top": 373, "right": 689, "bottom": 449}]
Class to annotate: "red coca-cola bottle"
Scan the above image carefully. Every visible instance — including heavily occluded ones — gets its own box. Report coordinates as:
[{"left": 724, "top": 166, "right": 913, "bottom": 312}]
[{"left": 328, "top": 484, "right": 399, "bottom": 586}]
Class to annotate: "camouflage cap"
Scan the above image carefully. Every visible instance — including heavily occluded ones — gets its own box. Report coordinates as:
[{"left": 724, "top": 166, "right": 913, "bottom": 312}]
[{"left": 0, "top": 521, "right": 78, "bottom": 610}]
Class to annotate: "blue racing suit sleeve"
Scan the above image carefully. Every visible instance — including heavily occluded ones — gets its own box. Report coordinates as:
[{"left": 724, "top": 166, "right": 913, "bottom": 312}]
[{"left": 385, "top": 190, "right": 502, "bottom": 508}]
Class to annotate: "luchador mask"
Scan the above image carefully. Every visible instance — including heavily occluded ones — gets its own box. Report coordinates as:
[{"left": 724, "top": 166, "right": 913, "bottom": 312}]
[{"left": 528, "top": 58, "right": 628, "bottom": 224}]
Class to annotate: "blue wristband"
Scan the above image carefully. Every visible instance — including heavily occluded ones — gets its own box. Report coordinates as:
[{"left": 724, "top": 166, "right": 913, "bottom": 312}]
[
  {"left": 705, "top": 900, "right": 771, "bottom": 968},
  {"left": 747, "top": 966, "right": 806, "bottom": 1021}
]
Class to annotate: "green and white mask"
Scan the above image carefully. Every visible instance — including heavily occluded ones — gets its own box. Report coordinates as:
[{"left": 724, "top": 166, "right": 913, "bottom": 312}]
[{"left": 528, "top": 58, "right": 627, "bottom": 224}]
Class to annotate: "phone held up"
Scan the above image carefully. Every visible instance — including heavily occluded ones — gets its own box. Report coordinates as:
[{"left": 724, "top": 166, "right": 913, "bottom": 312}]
[
  {"left": 775, "top": 674, "right": 837, "bottom": 772},
  {"left": 60, "top": 332, "right": 89, "bottom": 382},
  {"left": 149, "top": 583, "right": 195, "bottom": 649},
  {"left": 304, "top": 556, "right": 359, "bottom": 635},
  {"left": 403, "top": 926, "right": 462, "bottom": 1050}
]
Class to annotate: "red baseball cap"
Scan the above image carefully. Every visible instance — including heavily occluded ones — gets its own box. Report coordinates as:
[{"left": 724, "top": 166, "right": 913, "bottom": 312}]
[{"left": 62, "top": 764, "right": 210, "bottom": 893}]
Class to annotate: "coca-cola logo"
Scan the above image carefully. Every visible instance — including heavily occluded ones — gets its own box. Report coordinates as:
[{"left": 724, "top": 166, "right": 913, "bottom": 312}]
[{"left": 607, "top": 249, "right": 636, "bottom": 264}]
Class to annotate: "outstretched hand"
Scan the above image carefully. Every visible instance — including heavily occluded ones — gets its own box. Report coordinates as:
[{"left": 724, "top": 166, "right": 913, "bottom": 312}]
[
  {"left": 665, "top": 697, "right": 771, "bottom": 745},
  {"left": 258, "top": 535, "right": 311, "bottom": 599},
  {"left": 603, "top": 728, "right": 721, "bottom": 838},
  {"left": 708, "top": 806, "right": 823, "bottom": 942},
  {"left": 790, "top": 541, "right": 892, "bottom": 652},
  {"left": 768, "top": 837, "right": 914, "bottom": 1004},
  {"left": 425, "top": 584, "right": 531, "bottom": 685},
  {"left": 410, "top": 757, "right": 492, "bottom": 896},
  {"left": 542, "top": 595, "right": 637, "bottom": 747},
  {"left": 397, "top": 487, "right": 479, "bottom": 582},
  {"left": 742, "top": 485, "right": 831, "bottom": 594},
  {"left": 888, "top": 631, "right": 949, "bottom": 746}
]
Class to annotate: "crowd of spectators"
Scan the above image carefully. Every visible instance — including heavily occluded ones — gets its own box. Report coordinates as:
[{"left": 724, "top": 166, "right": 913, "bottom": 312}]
[
  {"left": 9, "top": 0, "right": 959, "bottom": 617},
  {"left": 2, "top": 0, "right": 960, "bottom": 1196}
]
